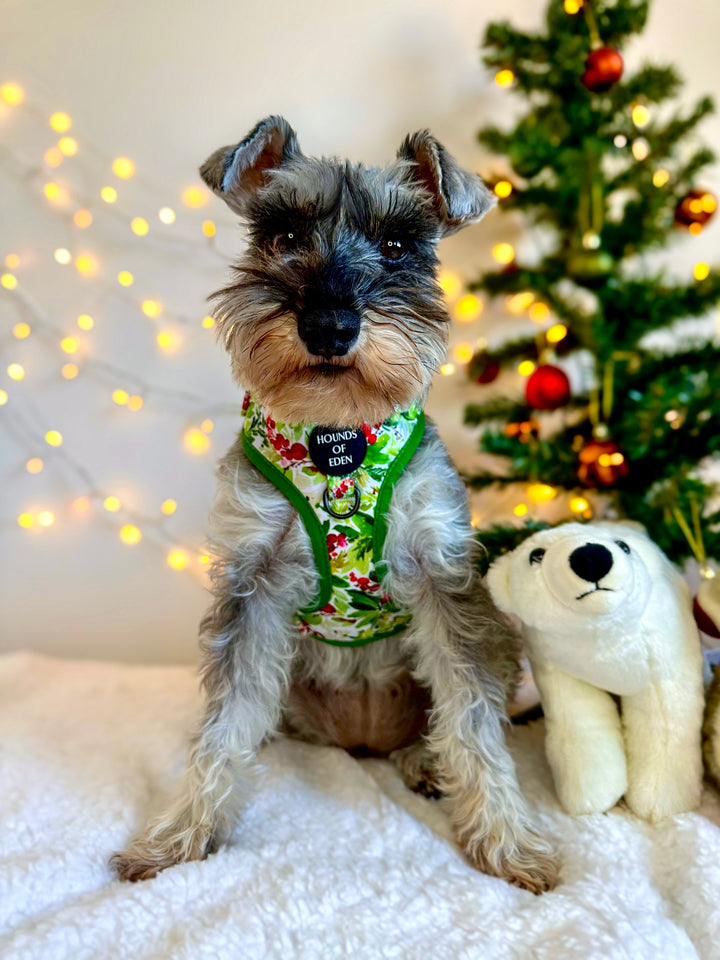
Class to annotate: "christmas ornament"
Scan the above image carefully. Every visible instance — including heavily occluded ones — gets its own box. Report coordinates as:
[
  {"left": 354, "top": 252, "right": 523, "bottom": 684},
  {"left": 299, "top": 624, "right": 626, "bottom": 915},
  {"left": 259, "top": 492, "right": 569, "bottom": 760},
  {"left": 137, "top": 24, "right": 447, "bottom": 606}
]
[
  {"left": 581, "top": 47, "right": 624, "bottom": 93},
  {"left": 468, "top": 351, "right": 500, "bottom": 385},
  {"left": 694, "top": 568, "right": 720, "bottom": 638},
  {"left": 525, "top": 365, "right": 571, "bottom": 410},
  {"left": 674, "top": 189, "right": 717, "bottom": 230},
  {"left": 566, "top": 248, "right": 614, "bottom": 281},
  {"left": 577, "top": 438, "right": 629, "bottom": 487},
  {"left": 505, "top": 417, "right": 540, "bottom": 443}
]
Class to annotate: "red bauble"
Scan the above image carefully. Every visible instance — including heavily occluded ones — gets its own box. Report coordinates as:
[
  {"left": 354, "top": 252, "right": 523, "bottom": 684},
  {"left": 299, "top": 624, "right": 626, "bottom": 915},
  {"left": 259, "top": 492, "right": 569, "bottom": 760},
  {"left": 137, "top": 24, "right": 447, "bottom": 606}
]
[
  {"left": 468, "top": 352, "right": 500, "bottom": 385},
  {"left": 525, "top": 365, "right": 571, "bottom": 410},
  {"left": 581, "top": 47, "right": 624, "bottom": 93},
  {"left": 674, "top": 189, "right": 717, "bottom": 230},
  {"left": 577, "top": 439, "right": 629, "bottom": 487},
  {"left": 694, "top": 596, "right": 720, "bottom": 639}
]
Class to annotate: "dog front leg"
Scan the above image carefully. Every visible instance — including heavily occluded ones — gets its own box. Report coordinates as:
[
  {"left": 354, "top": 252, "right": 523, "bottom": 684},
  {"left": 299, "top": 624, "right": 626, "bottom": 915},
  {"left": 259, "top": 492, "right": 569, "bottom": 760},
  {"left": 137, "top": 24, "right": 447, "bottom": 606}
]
[{"left": 112, "top": 548, "right": 308, "bottom": 881}]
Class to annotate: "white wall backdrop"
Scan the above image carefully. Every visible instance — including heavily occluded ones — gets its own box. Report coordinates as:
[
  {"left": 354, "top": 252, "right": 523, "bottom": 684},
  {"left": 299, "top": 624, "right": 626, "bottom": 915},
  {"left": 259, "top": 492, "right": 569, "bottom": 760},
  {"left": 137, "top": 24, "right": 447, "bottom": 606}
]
[{"left": 2, "top": 0, "right": 719, "bottom": 663}]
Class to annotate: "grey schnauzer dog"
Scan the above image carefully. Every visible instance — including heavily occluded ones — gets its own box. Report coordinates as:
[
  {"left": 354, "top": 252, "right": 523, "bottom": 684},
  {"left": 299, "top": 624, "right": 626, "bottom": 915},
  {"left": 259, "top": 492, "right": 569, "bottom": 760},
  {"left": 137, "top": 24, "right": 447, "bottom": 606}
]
[{"left": 112, "top": 117, "right": 557, "bottom": 893}]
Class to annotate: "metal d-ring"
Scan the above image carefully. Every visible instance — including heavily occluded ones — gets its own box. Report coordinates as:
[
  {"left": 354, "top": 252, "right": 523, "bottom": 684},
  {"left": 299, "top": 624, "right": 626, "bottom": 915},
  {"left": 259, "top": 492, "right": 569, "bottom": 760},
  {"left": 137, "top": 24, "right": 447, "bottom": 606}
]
[{"left": 322, "top": 485, "right": 360, "bottom": 519}]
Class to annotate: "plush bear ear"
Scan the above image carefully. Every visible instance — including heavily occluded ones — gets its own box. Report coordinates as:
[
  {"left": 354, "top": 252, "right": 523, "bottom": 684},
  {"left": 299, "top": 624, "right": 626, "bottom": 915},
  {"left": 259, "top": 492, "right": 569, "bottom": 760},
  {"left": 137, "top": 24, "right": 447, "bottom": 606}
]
[
  {"left": 486, "top": 552, "right": 514, "bottom": 613},
  {"left": 397, "top": 131, "right": 495, "bottom": 235},
  {"left": 199, "top": 115, "right": 302, "bottom": 216}
]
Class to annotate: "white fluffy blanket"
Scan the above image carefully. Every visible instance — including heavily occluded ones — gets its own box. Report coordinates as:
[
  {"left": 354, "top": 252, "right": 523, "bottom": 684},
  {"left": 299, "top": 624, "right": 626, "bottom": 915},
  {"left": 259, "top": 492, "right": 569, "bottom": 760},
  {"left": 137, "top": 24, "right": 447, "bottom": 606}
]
[{"left": 1, "top": 652, "right": 720, "bottom": 960}]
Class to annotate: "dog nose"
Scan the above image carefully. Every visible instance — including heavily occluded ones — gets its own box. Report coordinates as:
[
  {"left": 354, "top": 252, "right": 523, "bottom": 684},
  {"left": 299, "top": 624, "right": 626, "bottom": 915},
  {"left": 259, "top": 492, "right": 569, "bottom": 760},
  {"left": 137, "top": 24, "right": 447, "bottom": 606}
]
[
  {"left": 297, "top": 309, "right": 360, "bottom": 358},
  {"left": 568, "top": 543, "right": 614, "bottom": 583}
]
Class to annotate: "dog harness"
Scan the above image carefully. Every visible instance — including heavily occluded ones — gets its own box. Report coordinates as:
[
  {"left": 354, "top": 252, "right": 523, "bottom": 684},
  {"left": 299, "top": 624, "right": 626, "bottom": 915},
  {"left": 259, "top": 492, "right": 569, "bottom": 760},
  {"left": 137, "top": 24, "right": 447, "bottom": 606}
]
[{"left": 240, "top": 392, "right": 426, "bottom": 647}]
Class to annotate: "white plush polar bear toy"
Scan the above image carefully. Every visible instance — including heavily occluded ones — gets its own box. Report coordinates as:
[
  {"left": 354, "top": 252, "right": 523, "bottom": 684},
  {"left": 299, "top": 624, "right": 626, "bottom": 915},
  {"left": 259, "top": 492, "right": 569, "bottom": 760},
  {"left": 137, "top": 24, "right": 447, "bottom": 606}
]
[{"left": 487, "top": 523, "right": 704, "bottom": 821}]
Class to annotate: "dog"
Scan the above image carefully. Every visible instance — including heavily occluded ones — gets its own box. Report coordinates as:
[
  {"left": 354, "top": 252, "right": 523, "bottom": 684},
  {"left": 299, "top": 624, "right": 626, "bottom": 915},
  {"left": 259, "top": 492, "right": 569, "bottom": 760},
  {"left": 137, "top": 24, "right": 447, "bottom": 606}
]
[{"left": 112, "top": 117, "right": 557, "bottom": 893}]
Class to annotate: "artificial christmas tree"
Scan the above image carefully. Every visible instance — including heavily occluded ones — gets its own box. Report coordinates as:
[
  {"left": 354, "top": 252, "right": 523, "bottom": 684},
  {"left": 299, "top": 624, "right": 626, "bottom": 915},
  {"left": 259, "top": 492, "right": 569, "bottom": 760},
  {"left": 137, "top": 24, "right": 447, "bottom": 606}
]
[{"left": 465, "top": 0, "right": 720, "bottom": 571}]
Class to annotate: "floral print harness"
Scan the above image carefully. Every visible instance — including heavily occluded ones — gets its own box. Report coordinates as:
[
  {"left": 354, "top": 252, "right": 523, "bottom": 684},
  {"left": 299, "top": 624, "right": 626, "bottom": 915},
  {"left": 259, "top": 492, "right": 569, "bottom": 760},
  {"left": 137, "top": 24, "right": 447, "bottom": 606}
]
[{"left": 240, "top": 393, "right": 426, "bottom": 647}]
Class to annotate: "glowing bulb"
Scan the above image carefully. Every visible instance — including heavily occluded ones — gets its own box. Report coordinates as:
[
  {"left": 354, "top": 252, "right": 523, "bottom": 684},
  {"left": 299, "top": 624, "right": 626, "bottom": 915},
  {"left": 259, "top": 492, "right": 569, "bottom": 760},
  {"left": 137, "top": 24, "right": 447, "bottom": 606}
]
[
  {"left": 492, "top": 243, "right": 515, "bottom": 264},
  {"left": 183, "top": 427, "right": 211, "bottom": 454},
  {"left": 58, "top": 136, "right": 78, "bottom": 156},
  {"left": 507, "top": 292, "right": 534, "bottom": 314},
  {"left": 632, "top": 139, "right": 649, "bottom": 161},
  {"left": 158, "top": 207, "right": 176, "bottom": 224},
  {"left": 495, "top": 69, "right": 514, "bottom": 87},
  {"left": 45, "top": 430, "right": 63, "bottom": 446},
  {"left": 37, "top": 510, "right": 55, "bottom": 527},
  {"left": 201, "top": 315, "right": 214, "bottom": 329},
  {"left": 26, "top": 457, "right": 44, "bottom": 474},
  {"left": 702, "top": 193, "right": 717, "bottom": 213},
  {"left": 632, "top": 105, "right": 650, "bottom": 128},
  {"left": 74, "top": 253, "right": 99, "bottom": 278},
  {"left": 613, "top": 135, "right": 627, "bottom": 149},
  {"left": 546, "top": 323, "right": 568, "bottom": 344},
  {"left": 5, "top": 254, "right": 20, "bottom": 269},
  {"left": 652, "top": 169, "right": 670, "bottom": 188},
  {"left": 112, "top": 157, "right": 135, "bottom": 179},
  {"left": 131, "top": 217, "right": 149, "bottom": 236},
  {"left": 518, "top": 360, "right": 535, "bottom": 376},
  {"left": 73, "top": 497, "right": 90, "bottom": 513},
  {"left": 117, "top": 270, "right": 134, "bottom": 286},
  {"left": 438, "top": 270, "right": 462, "bottom": 300},
  {"left": 77, "top": 314, "right": 94, "bottom": 330},
  {"left": 103, "top": 496, "right": 121, "bottom": 512},
  {"left": 44, "top": 182, "right": 69, "bottom": 205},
  {"left": 493, "top": 180, "right": 513, "bottom": 199},
  {"left": 161, "top": 499, "right": 177, "bottom": 515},
  {"left": 167, "top": 548, "right": 189, "bottom": 570},
  {"left": 454, "top": 294, "right": 482, "bottom": 322},
  {"left": 7, "top": 363, "right": 25, "bottom": 380},
  {"left": 54, "top": 248, "right": 72, "bottom": 265},
  {"left": 570, "top": 496, "right": 590, "bottom": 513},
  {"left": 689, "top": 222, "right": 703, "bottom": 236},
  {"left": 0, "top": 83, "right": 24, "bottom": 105},
  {"left": 157, "top": 329, "right": 181, "bottom": 352},
  {"left": 564, "top": 0, "right": 583, "bottom": 11},
  {"left": 120, "top": 524, "right": 142, "bottom": 545},
  {"left": 439, "top": 363, "right": 456, "bottom": 376},
  {"left": 18, "top": 513, "right": 34, "bottom": 528},
  {"left": 127, "top": 395, "right": 143, "bottom": 411},
  {"left": 452, "top": 342, "right": 474, "bottom": 364},
  {"left": 0, "top": 389, "right": 7, "bottom": 405},
  {"left": 513, "top": 503, "right": 528, "bottom": 517},
  {"left": 101, "top": 186, "right": 117, "bottom": 203},
  {"left": 50, "top": 112, "right": 71, "bottom": 133},
  {"left": 61, "top": 363, "right": 79, "bottom": 379},
  {"left": 181, "top": 185, "right": 208, "bottom": 208},
  {"left": 694, "top": 262, "right": 710, "bottom": 281},
  {"left": 44, "top": 147, "right": 63, "bottom": 168},
  {"left": 60, "top": 336, "right": 79, "bottom": 354},
  {"left": 141, "top": 299, "right": 162, "bottom": 318},
  {"left": 528, "top": 302, "right": 550, "bottom": 323},
  {"left": 202, "top": 220, "right": 216, "bottom": 238},
  {"left": 199, "top": 554, "right": 211, "bottom": 565},
  {"left": 200, "top": 419, "right": 214, "bottom": 434},
  {"left": 2, "top": 273, "right": 18, "bottom": 290},
  {"left": 527, "top": 483, "right": 556, "bottom": 503},
  {"left": 112, "top": 389, "right": 129, "bottom": 405},
  {"left": 73, "top": 209, "right": 93, "bottom": 228}
]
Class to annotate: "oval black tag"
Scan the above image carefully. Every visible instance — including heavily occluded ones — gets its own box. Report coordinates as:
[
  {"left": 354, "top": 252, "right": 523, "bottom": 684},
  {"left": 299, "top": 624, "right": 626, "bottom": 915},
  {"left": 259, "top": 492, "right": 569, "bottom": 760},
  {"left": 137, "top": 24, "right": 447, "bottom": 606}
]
[{"left": 308, "top": 425, "right": 367, "bottom": 477}]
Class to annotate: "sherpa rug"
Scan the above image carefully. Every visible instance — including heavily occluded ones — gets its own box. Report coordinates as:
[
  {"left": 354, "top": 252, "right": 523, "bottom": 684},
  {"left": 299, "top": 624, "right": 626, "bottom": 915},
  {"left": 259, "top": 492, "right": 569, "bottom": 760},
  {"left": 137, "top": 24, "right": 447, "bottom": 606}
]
[{"left": 1, "top": 651, "right": 720, "bottom": 960}]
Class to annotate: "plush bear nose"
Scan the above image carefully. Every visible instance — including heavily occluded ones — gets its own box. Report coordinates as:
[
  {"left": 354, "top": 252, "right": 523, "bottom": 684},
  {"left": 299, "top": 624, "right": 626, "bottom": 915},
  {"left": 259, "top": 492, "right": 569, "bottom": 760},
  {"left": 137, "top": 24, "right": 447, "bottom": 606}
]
[
  {"left": 568, "top": 542, "right": 614, "bottom": 583},
  {"left": 297, "top": 308, "right": 360, "bottom": 358}
]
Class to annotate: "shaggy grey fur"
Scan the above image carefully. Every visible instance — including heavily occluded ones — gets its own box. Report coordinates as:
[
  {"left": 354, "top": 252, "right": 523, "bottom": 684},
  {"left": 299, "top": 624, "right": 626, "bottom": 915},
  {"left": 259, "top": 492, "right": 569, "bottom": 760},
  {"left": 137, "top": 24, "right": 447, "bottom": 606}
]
[{"left": 112, "top": 117, "right": 557, "bottom": 893}]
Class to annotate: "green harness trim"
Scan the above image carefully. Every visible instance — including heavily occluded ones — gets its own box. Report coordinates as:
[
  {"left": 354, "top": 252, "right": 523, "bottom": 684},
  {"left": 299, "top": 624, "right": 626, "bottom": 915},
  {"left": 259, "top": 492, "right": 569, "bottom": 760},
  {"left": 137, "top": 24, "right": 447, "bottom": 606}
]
[{"left": 240, "top": 393, "right": 426, "bottom": 647}]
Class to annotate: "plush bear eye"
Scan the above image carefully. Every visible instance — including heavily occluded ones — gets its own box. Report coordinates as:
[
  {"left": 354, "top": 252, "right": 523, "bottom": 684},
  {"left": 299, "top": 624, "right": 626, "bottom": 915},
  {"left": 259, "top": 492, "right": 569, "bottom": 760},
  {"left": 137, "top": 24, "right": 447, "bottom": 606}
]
[
  {"left": 380, "top": 238, "right": 406, "bottom": 261},
  {"left": 529, "top": 548, "right": 546, "bottom": 565},
  {"left": 615, "top": 540, "right": 631, "bottom": 554}
]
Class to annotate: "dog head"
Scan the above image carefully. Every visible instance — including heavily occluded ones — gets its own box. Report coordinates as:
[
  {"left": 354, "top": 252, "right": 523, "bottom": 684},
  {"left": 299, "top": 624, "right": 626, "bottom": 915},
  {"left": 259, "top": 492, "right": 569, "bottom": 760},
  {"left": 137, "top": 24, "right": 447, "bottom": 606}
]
[
  {"left": 200, "top": 116, "right": 494, "bottom": 426},
  {"left": 486, "top": 523, "right": 671, "bottom": 634}
]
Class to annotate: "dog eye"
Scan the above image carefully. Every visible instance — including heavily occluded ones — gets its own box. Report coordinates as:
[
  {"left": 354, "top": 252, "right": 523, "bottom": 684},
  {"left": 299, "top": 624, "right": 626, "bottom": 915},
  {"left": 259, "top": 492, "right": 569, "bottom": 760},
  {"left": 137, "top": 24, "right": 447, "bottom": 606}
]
[
  {"left": 615, "top": 540, "right": 631, "bottom": 554},
  {"left": 529, "top": 548, "right": 546, "bottom": 565},
  {"left": 380, "top": 238, "right": 406, "bottom": 261},
  {"left": 273, "top": 230, "right": 300, "bottom": 251}
]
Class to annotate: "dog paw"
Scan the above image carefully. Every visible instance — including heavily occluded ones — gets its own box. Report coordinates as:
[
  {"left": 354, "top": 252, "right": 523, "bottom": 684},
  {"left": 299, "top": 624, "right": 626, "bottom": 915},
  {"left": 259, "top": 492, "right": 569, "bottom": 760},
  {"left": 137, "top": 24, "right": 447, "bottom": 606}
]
[
  {"left": 111, "top": 827, "right": 213, "bottom": 882},
  {"left": 461, "top": 826, "right": 559, "bottom": 895},
  {"left": 389, "top": 741, "right": 443, "bottom": 799}
]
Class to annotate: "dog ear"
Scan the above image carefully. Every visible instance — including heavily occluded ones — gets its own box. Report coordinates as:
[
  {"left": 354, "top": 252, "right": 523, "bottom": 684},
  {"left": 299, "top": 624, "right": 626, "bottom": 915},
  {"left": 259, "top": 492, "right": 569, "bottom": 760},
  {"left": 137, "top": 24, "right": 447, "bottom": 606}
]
[
  {"left": 485, "top": 552, "right": 514, "bottom": 613},
  {"left": 200, "top": 116, "right": 301, "bottom": 216},
  {"left": 397, "top": 131, "right": 495, "bottom": 235}
]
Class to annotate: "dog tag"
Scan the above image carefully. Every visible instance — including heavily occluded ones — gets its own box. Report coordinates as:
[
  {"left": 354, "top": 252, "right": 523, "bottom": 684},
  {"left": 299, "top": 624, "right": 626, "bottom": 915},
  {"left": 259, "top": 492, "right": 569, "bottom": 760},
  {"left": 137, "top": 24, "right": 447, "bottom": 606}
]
[{"left": 308, "top": 426, "right": 367, "bottom": 477}]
